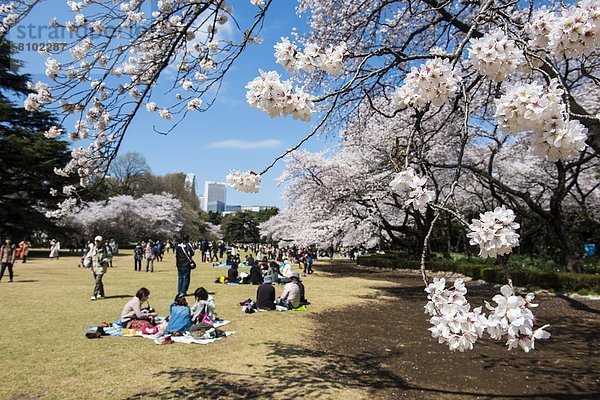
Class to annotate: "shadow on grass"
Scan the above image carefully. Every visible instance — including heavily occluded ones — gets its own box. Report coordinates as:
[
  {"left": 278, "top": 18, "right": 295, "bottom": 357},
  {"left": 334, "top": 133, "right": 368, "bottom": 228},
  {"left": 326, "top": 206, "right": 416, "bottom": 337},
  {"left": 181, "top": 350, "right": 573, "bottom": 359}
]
[
  {"left": 124, "top": 340, "right": 599, "bottom": 400},
  {"left": 101, "top": 294, "right": 132, "bottom": 299},
  {"left": 125, "top": 341, "right": 408, "bottom": 400}
]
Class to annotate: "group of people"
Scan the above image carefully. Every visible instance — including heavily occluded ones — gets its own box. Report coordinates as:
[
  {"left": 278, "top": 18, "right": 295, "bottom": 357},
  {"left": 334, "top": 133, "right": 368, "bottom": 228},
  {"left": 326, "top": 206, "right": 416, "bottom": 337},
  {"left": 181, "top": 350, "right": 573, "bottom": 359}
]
[
  {"left": 255, "top": 271, "right": 308, "bottom": 311},
  {"left": 133, "top": 239, "right": 167, "bottom": 272},
  {"left": 219, "top": 256, "right": 310, "bottom": 311},
  {"left": 119, "top": 286, "right": 217, "bottom": 336}
]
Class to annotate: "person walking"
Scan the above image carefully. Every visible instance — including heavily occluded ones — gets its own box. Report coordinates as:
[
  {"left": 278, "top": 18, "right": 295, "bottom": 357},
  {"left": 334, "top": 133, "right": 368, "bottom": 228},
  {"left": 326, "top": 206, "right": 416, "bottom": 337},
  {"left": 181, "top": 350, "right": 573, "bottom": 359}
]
[
  {"left": 175, "top": 235, "right": 195, "bottom": 296},
  {"left": 85, "top": 235, "right": 112, "bottom": 300},
  {"left": 0, "top": 238, "right": 17, "bottom": 282},
  {"left": 18, "top": 239, "right": 31, "bottom": 263}
]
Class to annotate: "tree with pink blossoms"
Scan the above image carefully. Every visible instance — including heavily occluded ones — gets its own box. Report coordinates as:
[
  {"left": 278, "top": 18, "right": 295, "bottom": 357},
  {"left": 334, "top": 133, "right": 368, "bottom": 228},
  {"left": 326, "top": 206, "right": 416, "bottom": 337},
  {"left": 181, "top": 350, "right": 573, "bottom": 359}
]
[
  {"left": 61, "top": 193, "right": 184, "bottom": 242},
  {"left": 6, "top": 0, "right": 600, "bottom": 352}
]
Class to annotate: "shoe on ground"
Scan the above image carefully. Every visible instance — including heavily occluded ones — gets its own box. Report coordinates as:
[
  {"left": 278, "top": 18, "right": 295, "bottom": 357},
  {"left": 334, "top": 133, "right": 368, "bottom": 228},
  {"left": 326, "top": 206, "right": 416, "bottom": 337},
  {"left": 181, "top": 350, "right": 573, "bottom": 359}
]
[
  {"left": 96, "top": 295, "right": 104, "bottom": 300},
  {"left": 90, "top": 295, "right": 96, "bottom": 301},
  {"left": 86, "top": 331, "right": 102, "bottom": 339}
]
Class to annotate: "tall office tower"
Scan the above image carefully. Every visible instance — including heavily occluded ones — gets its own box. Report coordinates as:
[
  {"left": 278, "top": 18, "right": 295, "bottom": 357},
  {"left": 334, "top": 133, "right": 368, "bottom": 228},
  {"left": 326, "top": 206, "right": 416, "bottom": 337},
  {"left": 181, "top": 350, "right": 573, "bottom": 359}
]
[
  {"left": 184, "top": 173, "right": 197, "bottom": 196},
  {"left": 203, "top": 181, "right": 227, "bottom": 213}
]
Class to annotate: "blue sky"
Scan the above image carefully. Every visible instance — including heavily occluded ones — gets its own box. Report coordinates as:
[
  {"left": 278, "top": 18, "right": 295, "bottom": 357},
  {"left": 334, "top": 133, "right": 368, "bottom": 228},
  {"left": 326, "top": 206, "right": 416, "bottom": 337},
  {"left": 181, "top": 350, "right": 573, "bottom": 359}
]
[{"left": 10, "top": 1, "right": 329, "bottom": 209}]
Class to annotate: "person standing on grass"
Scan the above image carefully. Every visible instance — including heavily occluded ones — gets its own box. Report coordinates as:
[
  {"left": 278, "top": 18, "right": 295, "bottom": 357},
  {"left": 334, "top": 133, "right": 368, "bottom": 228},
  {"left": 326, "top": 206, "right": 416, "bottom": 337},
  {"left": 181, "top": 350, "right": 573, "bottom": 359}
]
[
  {"left": 145, "top": 239, "right": 155, "bottom": 272},
  {"left": 0, "top": 238, "right": 17, "bottom": 283},
  {"left": 18, "top": 239, "right": 31, "bottom": 263},
  {"left": 134, "top": 242, "right": 143, "bottom": 272},
  {"left": 175, "top": 235, "right": 195, "bottom": 296},
  {"left": 85, "top": 235, "right": 112, "bottom": 301},
  {"left": 49, "top": 239, "right": 60, "bottom": 260}
]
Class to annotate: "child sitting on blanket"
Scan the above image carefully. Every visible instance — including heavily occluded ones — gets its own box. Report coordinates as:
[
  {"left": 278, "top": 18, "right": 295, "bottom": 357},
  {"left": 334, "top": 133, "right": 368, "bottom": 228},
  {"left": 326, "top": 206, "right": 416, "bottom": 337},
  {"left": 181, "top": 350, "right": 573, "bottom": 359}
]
[{"left": 166, "top": 294, "right": 192, "bottom": 334}]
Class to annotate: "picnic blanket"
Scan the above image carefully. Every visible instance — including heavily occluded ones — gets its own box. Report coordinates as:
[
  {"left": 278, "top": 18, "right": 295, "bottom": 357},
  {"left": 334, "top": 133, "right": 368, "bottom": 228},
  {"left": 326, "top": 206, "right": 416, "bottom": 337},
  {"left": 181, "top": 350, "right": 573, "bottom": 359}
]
[
  {"left": 212, "top": 263, "right": 251, "bottom": 268},
  {"left": 276, "top": 305, "right": 308, "bottom": 312},
  {"left": 85, "top": 319, "right": 233, "bottom": 344}
]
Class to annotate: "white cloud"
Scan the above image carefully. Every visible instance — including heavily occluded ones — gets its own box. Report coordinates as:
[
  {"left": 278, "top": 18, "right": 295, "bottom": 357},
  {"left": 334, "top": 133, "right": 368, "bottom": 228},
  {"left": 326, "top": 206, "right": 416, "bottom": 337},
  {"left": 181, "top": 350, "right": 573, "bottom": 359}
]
[{"left": 205, "top": 139, "right": 283, "bottom": 150}]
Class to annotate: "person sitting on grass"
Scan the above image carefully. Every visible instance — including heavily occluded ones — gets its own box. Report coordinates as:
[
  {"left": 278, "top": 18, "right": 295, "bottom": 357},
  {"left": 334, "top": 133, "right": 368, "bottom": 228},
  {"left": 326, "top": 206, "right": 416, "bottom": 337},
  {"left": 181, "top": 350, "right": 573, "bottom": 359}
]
[
  {"left": 292, "top": 272, "right": 310, "bottom": 305},
  {"left": 267, "top": 261, "right": 282, "bottom": 284},
  {"left": 276, "top": 274, "right": 301, "bottom": 310},
  {"left": 191, "top": 287, "right": 217, "bottom": 323},
  {"left": 119, "top": 287, "right": 157, "bottom": 328},
  {"left": 256, "top": 275, "right": 276, "bottom": 310},
  {"left": 166, "top": 293, "right": 192, "bottom": 335},
  {"left": 248, "top": 261, "right": 263, "bottom": 285},
  {"left": 227, "top": 263, "right": 239, "bottom": 283}
]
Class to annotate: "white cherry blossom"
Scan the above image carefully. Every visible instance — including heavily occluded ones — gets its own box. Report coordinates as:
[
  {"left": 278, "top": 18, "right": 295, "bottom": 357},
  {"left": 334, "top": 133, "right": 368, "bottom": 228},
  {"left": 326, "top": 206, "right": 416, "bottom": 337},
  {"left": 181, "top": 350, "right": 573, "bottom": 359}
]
[
  {"left": 226, "top": 170, "right": 262, "bottom": 193},
  {"left": 467, "top": 206, "right": 520, "bottom": 258}
]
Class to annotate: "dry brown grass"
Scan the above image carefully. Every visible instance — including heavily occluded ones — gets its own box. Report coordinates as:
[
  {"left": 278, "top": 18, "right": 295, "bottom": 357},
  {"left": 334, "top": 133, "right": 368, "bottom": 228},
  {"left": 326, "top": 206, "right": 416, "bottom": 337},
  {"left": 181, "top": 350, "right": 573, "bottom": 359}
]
[{"left": 0, "top": 250, "right": 391, "bottom": 400}]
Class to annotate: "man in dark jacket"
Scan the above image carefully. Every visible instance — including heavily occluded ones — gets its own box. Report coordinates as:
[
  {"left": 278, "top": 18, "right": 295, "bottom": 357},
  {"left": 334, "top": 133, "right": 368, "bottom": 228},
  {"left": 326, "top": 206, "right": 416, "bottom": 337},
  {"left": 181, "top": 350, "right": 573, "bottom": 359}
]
[
  {"left": 248, "top": 262, "right": 263, "bottom": 285},
  {"left": 227, "top": 263, "right": 239, "bottom": 283},
  {"left": 175, "top": 235, "right": 195, "bottom": 296},
  {"left": 256, "top": 275, "right": 275, "bottom": 310}
]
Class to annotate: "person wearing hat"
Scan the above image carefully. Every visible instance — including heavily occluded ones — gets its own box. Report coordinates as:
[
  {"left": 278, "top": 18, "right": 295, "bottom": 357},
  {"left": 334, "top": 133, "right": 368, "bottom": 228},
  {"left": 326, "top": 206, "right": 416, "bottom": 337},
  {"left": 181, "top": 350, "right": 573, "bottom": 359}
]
[
  {"left": 84, "top": 235, "right": 112, "bottom": 300},
  {"left": 277, "top": 273, "right": 301, "bottom": 309},
  {"left": 256, "top": 275, "right": 276, "bottom": 310}
]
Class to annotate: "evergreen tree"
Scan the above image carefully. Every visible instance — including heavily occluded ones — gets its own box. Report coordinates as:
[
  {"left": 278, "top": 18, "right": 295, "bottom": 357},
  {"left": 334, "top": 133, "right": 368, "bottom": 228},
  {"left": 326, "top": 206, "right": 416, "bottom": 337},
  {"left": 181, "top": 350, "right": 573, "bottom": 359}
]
[
  {"left": 0, "top": 42, "right": 72, "bottom": 239},
  {"left": 221, "top": 211, "right": 260, "bottom": 243}
]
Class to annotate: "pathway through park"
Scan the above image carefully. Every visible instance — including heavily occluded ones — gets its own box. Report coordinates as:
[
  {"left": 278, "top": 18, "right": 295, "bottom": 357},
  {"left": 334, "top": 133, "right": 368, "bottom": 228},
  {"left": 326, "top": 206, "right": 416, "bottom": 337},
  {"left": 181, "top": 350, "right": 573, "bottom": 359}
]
[{"left": 142, "top": 260, "right": 599, "bottom": 400}]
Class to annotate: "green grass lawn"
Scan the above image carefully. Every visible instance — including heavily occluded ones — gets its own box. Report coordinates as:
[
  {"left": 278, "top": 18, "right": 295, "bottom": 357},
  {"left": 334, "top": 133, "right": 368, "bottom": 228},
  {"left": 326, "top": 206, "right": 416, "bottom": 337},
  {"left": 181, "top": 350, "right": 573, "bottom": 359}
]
[{"left": 0, "top": 250, "right": 384, "bottom": 400}]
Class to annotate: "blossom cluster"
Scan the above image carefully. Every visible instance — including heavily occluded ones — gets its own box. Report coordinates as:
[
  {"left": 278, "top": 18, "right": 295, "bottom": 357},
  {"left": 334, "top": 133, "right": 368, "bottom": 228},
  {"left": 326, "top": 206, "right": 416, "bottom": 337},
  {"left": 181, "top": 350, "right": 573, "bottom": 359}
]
[
  {"left": 468, "top": 29, "right": 524, "bottom": 82},
  {"left": 246, "top": 70, "right": 313, "bottom": 121},
  {"left": 274, "top": 37, "right": 347, "bottom": 75},
  {"left": 24, "top": 82, "right": 53, "bottom": 112},
  {"left": 45, "top": 197, "right": 78, "bottom": 219},
  {"left": 388, "top": 167, "right": 434, "bottom": 210},
  {"left": 425, "top": 277, "right": 550, "bottom": 352},
  {"left": 426, "top": 277, "right": 488, "bottom": 352},
  {"left": 392, "top": 58, "right": 461, "bottom": 109},
  {"left": 226, "top": 170, "right": 262, "bottom": 193},
  {"left": 466, "top": 206, "right": 520, "bottom": 258},
  {"left": 495, "top": 80, "right": 588, "bottom": 161},
  {"left": 0, "top": 2, "right": 18, "bottom": 36},
  {"left": 527, "top": 1, "right": 600, "bottom": 57},
  {"left": 485, "top": 285, "right": 551, "bottom": 352}
]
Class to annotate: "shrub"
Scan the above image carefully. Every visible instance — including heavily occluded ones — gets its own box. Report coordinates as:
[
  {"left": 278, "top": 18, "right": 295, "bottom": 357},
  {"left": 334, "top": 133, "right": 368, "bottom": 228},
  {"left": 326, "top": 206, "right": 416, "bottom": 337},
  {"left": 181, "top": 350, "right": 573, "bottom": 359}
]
[{"left": 356, "top": 254, "right": 600, "bottom": 294}]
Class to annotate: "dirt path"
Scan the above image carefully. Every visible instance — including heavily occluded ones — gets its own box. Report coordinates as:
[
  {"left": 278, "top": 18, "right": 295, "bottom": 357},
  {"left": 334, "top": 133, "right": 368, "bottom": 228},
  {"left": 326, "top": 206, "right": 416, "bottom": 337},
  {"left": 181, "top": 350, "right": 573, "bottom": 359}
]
[{"left": 308, "top": 261, "right": 600, "bottom": 399}]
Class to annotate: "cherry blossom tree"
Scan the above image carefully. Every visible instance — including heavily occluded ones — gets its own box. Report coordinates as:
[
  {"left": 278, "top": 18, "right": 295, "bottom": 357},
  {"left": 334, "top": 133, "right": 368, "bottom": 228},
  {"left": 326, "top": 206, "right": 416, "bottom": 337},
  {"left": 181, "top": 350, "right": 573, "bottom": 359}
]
[
  {"left": 60, "top": 192, "right": 183, "bottom": 241},
  {"left": 6, "top": 0, "right": 600, "bottom": 352}
]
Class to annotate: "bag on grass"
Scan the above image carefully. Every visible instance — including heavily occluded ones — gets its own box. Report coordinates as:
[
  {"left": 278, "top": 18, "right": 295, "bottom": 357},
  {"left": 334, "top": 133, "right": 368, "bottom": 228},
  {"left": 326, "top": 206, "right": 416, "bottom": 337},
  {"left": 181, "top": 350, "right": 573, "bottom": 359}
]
[{"left": 129, "top": 319, "right": 155, "bottom": 330}]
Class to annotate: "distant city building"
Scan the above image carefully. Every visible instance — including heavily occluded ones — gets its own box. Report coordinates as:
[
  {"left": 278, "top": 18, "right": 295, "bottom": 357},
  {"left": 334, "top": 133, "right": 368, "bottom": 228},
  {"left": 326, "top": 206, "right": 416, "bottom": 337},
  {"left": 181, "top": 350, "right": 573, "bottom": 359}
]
[
  {"left": 207, "top": 200, "right": 226, "bottom": 213},
  {"left": 184, "top": 173, "right": 197, "bottom": 196},
  {"left": 240, "top": 205, "right": 277, "bottom": 213},
  {"left": 203, "top": 181, "right": 227, "bottom": 212},
  {"left": 225, "top": 205, "right": 241, "bottom": 212}
]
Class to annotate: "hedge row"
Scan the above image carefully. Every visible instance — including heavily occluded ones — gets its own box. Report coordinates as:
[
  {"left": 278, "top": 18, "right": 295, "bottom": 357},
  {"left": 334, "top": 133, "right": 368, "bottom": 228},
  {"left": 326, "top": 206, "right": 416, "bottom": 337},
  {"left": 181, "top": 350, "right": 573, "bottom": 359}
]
[{"left": 357, "top": 255, "right": 600, "bottom": 294}]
